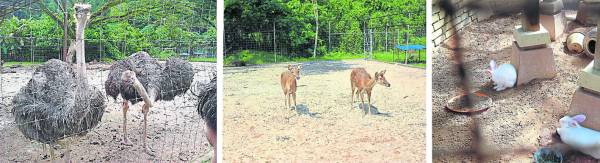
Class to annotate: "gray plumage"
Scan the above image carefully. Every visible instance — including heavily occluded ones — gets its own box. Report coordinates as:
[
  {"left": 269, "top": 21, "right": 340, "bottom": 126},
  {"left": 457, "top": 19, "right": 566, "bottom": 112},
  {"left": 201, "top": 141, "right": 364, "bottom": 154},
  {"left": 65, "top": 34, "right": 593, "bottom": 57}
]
[
  {"left": 12, "top": 59, "right": 106, "bottom": 144},
  {"left": 104, "top": 51, "right": 194, "bottom": 104},
  {"left": 195, "top": 76, "right": 216, "bottom": 130}
]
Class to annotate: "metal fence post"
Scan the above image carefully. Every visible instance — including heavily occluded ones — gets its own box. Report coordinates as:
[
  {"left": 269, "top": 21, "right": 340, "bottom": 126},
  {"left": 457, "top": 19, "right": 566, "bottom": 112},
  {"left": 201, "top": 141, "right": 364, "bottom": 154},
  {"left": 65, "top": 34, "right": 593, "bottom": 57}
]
[
  {"left": 273, "top": 21, "right": 276, "bottom": 62},
  {"left": 370, "top": 29, "right": 373, "bottom": 60},
  {"left": 328, "top": 21, "right": 331, "bottom": 52}
]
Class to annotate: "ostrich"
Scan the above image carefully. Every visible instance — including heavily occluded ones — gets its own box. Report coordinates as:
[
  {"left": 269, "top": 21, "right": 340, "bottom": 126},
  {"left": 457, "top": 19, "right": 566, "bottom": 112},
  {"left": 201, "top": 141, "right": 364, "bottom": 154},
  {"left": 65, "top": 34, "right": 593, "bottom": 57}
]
[
  {"left": 194, "top": 75, "right": 217, "bottom": 163},
  {"left": 104, "top": 51, "right": 194, "bottom": 154},
  {"left": 11, "top": 3, "right": 105, "bottom": 160}
]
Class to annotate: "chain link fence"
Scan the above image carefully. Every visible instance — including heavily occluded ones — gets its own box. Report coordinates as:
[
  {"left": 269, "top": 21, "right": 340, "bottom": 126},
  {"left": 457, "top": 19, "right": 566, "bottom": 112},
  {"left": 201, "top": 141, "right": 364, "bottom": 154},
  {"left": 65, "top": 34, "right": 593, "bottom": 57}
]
[
  {"left": 225, "top": 21, "right": 426, "bottom": 65},
  {"left": 0, "top": 0, "right": 216, "bottom": 161}
]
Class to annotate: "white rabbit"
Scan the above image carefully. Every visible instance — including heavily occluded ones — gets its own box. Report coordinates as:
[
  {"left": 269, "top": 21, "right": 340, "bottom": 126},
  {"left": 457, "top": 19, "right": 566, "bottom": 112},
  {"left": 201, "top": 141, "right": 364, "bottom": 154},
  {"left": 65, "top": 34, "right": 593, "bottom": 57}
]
[
  {"left": 557, "top": 114, "right": 600, "bottom": 159},
  {"left": 487, "top": 60, "right": 517, "bottom": 91}
]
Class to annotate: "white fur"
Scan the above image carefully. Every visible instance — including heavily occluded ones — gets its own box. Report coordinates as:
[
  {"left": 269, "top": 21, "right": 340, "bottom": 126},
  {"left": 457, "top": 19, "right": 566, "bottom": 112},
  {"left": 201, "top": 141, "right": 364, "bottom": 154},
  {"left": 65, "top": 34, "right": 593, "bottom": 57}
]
[
  {"left": 489, "top": 60, "right": 517, "bottom": 91},
  {"left": 557, "top": 115, "right": 600, "bottom": 159}
]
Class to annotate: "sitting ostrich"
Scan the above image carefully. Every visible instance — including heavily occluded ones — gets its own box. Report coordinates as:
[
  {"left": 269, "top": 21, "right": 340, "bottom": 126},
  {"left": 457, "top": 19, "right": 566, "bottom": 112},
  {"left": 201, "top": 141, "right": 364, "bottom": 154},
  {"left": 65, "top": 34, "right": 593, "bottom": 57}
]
[
  {"left": 104, "top": 51, "right": 194, "bottom": 154},
  {"left": 11, "top": 3, "right": 105, "bottom": 159}
]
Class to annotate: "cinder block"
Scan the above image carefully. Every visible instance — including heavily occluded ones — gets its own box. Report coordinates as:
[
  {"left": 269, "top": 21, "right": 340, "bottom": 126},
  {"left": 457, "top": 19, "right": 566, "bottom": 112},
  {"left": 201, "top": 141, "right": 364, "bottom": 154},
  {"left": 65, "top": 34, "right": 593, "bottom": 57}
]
[
  {"left": 541, "top": 12, "right": 566, "bottom": 41},
  {"left": 569, "top": 88, "right": 600, "bottom": 131},
  {"left": 514, "top": 25, "right": 552, "bottom": 49},
  {"left": 576, "top": 2, "right": 600, "bottom": 26},
  {"left": 540, "top": 0, "right": 564, "bottom": 15},
  {"left": 510, "top": 42, "right": 557, "bottom": 85},
  {"left": 577, "top": 61, "right": 600, "bottom": 93}
]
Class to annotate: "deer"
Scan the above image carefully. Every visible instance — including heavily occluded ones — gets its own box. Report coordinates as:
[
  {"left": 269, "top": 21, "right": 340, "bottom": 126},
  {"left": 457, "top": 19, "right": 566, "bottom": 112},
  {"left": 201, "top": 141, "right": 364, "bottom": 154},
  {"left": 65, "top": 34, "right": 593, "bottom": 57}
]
[
  {"left": 350, "top": 68, "right": 390, "bottom": 114},
  {"left": 281, "top": 64, "right": 302, "bottom": 109}
]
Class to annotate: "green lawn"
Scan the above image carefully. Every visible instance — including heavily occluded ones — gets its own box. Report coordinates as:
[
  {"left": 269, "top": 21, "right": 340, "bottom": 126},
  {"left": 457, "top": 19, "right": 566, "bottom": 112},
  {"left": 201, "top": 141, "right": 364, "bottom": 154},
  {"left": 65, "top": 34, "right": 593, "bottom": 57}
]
[
  {"left": 188, "top": 57, "right": 217, "bottom": 63},
  {"left": 225, "top": 50, "right": 426, "bottom": 68},
  {"left": 2, "top": 61, "right": 43, "bottom": 67}
]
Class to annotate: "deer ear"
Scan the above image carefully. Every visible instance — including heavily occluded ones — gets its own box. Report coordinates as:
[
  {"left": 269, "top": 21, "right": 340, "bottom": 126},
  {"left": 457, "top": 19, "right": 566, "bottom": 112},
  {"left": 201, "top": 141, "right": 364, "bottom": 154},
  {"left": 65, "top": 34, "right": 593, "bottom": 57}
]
[
  {"left": 374, "top": 72, "right": 379, "bottom": 77},
  {"left": 288, "top": 65, "right": 292, "bottom": 70},
  {"left": 380, "top": 70, "right": 386, "bottom": 75}
]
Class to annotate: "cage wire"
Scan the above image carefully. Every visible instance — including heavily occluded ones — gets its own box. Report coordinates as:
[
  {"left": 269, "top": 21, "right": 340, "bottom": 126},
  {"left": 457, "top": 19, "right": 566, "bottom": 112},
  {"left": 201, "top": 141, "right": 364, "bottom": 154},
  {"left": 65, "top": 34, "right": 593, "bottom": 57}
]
[
  {"left": 0, "top": 0, "right": 216, "bottom": 161},
  {"left": 224, "top": 16, "right": 426, "bottom": 65}
]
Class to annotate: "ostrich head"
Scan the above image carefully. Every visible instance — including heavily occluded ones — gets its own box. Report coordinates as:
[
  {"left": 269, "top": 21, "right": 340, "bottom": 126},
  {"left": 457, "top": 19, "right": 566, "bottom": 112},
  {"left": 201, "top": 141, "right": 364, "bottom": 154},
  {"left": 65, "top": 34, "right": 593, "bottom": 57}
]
[{"left": 121, "top": 70, "right": 137, "bottom": 85}]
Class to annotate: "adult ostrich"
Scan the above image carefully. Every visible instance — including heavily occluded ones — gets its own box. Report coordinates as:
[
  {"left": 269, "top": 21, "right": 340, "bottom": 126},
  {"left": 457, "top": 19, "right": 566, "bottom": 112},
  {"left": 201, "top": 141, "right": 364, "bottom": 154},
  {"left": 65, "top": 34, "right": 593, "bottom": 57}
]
[
  {"left": 104, "top": 51, "right": 194, "bottom": 154},
  {"left": 11, "top": 3, "right": 105, "bottom": 159},
  {"left": 194, "top": 75, "right": 217, "bottom": 163}
]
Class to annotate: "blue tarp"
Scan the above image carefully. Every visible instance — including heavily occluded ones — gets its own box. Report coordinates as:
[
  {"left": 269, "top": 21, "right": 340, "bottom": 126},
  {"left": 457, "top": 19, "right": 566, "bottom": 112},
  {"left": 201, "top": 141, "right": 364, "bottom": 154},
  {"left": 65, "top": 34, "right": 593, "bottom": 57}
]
[{"left": 395, "top": 45, "right": 425, "bottom": 51}]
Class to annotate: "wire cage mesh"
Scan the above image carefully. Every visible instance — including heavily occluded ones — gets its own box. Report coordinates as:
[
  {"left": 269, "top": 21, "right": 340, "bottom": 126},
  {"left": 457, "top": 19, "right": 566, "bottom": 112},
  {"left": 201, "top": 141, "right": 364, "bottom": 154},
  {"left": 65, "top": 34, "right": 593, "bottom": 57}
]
[{"left": 0, "top": 0, "right": 216, "bottom": 161}]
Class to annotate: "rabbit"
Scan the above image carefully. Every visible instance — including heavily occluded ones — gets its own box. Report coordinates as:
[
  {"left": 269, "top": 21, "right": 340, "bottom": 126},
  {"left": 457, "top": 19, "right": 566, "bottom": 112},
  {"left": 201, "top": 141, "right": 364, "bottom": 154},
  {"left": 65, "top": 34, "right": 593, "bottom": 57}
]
[
  {"left": 557, "top": 114, "right": 600, "bottom": 159},
  {"left": 487, "top": 60, "right": 517, "bottom": 91}
]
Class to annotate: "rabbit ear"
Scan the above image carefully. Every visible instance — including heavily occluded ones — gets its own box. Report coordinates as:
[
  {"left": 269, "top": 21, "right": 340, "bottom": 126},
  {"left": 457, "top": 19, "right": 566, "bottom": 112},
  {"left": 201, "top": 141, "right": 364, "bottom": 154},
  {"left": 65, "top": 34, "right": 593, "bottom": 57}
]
[
  {"left": 489, "top": 60, "right": 496, "bottom": 71},
  {"left": 574, "top": 114, "right": 586, "bottom": 123}
]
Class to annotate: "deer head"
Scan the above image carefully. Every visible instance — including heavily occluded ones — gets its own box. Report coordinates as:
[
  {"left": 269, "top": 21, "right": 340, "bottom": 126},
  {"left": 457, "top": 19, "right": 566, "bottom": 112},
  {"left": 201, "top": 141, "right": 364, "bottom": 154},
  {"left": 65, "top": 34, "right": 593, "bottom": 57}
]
[
  {"left": 374, "top": 70, "right": 390, "bottom": 87},
  {"left": 288, "top": 64, "right": 302, "bottom": 80}
]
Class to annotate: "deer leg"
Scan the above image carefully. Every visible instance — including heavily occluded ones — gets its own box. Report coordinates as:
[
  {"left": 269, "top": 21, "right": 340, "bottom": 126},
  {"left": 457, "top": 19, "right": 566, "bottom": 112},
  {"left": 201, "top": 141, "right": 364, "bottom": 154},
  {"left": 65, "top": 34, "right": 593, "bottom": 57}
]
[
  {"left": 351, "top": 85, "right": 355, "bottom": 104},
  {"left": 360, "top": 91, "right": 365, "bottom": 114},
  {"left": 292, "top": 93, "right": 297, "bottom": 109},
  {"left": 367, "top": 91, "right": 372, "bottom": 115},
  {"left": 288, "top": 94, "right": 292, "bottom": 109},
  {"left": 121, "top": 101, "right": 132, "bottom": 146},
  {"left": 142, "top": 103, "right": 155, "bottom": 156}
]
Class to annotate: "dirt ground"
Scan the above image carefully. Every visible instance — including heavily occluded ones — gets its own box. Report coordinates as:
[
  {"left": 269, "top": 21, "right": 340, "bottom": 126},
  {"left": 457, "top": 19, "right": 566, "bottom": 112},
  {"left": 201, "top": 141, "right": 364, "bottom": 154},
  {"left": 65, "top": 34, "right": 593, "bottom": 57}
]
[
  {"left": 433, "top": 13, "right": 594, "bottom": 162},
  {"left": 223, "top": 60, "right": 426, "bottom": 162},
  {"left": 0, "top": 62, "right": 215, "bottom": 162}
]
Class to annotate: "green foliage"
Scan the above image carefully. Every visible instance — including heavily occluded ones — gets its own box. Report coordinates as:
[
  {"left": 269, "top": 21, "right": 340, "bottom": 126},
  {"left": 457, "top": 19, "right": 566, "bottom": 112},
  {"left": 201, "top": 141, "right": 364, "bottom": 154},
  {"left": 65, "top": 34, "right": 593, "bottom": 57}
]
[
  {"left": 225, "top": 0, "right": 426, "bottom": 63},
  {"left": 0, "top": 0, "right": 216, "bottom": 62},
  {"left": 224, "top": 50, "right": 425, "bottom": 68}
]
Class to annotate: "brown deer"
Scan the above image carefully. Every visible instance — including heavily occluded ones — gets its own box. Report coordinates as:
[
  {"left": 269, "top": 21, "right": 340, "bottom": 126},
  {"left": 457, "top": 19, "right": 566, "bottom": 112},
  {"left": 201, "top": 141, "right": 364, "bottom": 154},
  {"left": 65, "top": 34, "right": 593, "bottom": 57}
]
[
  {"left": 281, "top": 64, "right": 302, "bottom": 109},
  {"left": 351, "top": 68, "right": 390, "bottom": 114}
]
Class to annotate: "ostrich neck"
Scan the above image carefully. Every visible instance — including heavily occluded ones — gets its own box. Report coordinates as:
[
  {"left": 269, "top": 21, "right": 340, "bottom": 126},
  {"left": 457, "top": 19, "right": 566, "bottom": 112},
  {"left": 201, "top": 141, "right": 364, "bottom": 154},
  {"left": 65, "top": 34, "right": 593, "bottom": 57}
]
[
  {"left": 76, "top": 20, "right": 86, "bottom": 81},
  {"left": 74, "top": 4, "right": 89, "bottom": 82}
]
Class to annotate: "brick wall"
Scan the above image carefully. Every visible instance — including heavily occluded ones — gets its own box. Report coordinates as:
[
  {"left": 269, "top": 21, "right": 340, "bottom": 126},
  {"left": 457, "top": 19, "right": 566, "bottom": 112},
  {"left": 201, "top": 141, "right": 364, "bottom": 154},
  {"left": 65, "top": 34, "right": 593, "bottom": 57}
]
[
  {"left": 431, "top": 0, "right": 477, "bottom": 47},
  {"left": 431, "top": 0, "right": 526, "bottom": 47}
]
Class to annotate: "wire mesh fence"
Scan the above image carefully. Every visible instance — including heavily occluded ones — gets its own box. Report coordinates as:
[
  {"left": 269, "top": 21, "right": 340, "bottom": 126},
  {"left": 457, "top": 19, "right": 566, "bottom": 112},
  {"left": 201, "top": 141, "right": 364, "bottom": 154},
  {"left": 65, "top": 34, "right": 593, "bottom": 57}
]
[
  {"left": 0, "top": 58, "right": 217, "bottom": 161},
  {"left": 224, "top": 21, "right": 426, "bottom": 65},
  {"left": 0, "top": 0, "right": 216, "bottom": 161}
]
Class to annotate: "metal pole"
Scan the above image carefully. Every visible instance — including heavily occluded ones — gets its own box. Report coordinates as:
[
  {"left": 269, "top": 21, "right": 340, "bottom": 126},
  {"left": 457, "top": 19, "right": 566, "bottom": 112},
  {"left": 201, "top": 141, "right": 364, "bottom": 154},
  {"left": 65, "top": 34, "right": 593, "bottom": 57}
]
[
  {"left": 328, "top": 21, "right": 331, "bottom": 51},
  {"left": 385, "top": 24, "right": 388, "bottom": 52},
  {"left": 370, "top": 29, "right": 373, "bottom": 60},
  {"left": 273, "top": 20, "right": 276, "bottom": 62},
  {"left": 62, "top": 0, "right": 68, "bottom": 61}
]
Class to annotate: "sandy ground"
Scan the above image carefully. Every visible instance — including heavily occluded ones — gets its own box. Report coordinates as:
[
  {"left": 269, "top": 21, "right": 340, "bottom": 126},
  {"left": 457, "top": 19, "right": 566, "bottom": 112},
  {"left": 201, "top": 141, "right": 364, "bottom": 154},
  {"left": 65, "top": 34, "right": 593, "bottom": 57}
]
[
  {"left": 223, "top": 60, "right": 426, "bottom": 162},
  {"left": 0, "top": 62, "right": 215, "bottom": 162},
  {"left": 433, "top": 14, "right": 594, "bottom": 162}
]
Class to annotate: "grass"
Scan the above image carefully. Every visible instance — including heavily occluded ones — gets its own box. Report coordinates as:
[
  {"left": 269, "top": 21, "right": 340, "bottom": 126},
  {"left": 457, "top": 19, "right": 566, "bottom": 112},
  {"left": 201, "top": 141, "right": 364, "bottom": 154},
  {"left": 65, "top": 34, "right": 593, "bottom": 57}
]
[
  {"left": 225, "top": 50, "right": 426, "bottom": 68},
  {"left": 188, "top": 57, "right": 217, "bottom": 63},
  {"left": 2, "top": 61, "right": 43, "bottom": 68}
]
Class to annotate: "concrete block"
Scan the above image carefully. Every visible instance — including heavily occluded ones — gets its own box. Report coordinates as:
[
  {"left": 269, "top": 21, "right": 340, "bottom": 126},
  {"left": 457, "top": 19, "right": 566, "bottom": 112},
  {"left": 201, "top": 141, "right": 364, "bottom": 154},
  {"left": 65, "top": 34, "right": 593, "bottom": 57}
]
[
  {"left": 540, "top": 12, "right": 566, "bottom": 41},
  {"left": 511, "top": 42, "right": 557, "bottom": 85},
  {"left": 514, "top": 25, "right": 551, "bottom": 49},
  {"left": 540, "top": 0, "right": 564, "bottom": 15},
  {"left": 578, "top": 61, "right": 600, "bottom": 93},
  {"left": 569, "top": 87, "right": 600, "bottom": 131}
]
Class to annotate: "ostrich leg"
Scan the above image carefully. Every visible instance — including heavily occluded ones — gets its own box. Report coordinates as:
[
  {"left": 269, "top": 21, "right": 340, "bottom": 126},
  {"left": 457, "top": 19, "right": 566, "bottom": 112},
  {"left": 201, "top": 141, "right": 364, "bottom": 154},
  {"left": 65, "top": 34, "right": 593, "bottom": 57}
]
[
  {"left": 121, "top": 101, "right": 132, "bottom": 146},
  {"left": 142, "top": 103, "right": 154, "bottom": 156}
]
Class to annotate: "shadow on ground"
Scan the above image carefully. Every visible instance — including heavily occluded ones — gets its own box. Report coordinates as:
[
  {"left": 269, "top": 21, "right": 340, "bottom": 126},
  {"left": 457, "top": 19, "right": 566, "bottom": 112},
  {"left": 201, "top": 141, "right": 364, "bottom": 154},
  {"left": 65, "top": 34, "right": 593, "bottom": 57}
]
[
  {"left": 358, "top": 103, "right": 392, "bottom": 117},
  {"left": 294, "top": 104, "right": 320, "bottom": 118}
]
